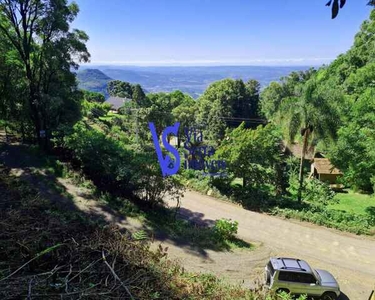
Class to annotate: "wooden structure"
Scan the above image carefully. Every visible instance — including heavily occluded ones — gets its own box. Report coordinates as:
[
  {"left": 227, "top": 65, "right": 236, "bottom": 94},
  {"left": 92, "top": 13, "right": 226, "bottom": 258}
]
[{"left": 310, "top": 158, "right": 342, "bottom": 184}]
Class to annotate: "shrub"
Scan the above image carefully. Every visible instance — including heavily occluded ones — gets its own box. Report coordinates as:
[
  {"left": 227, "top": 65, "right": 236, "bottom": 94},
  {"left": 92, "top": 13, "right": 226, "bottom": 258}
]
[
  {"left": 272, "top": 206, "right": 374, "bottom": 235},
  {"left": 213, "top": 218, "right": 238, "bottom": 241},
  {"left": 63, "top": 122, "right": 184, "bottom": 206},
  {"left": 303, "top": 178, "right": 337, "bottom": 206}
]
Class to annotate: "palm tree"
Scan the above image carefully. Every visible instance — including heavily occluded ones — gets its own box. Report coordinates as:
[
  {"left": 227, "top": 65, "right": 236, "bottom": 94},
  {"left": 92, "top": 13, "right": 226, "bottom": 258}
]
[{"left": 279, "top": 80, "right": 339, "bottom": 203}]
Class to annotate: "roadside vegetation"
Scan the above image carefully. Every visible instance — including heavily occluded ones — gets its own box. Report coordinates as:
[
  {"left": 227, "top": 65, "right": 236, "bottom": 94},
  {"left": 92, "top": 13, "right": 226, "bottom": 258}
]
[
  {"left": 0, "top": 166, "right": 263, "bottom": 299},
  {"left": 0, "top": 0, "right": 375, "bottom": 298},
  {"left": 175, "top": 10, "right": 375, "bottom": 235}
]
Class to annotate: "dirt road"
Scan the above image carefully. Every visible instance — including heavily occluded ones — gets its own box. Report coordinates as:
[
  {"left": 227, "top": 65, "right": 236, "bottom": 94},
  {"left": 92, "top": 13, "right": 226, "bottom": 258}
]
[
  {"left": 1, "top": 138, "right": 374, "bottom": 299},
  {"left": 164, "top": 191, "right": 375, "bottom": 300}
]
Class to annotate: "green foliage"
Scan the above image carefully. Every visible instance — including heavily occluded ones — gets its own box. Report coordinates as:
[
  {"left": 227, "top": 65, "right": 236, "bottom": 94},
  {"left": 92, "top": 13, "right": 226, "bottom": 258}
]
[
  {"left": 197, "top": 79, "right": 261, "bottom": 143},
  {"left": 77, "top": 69, "right": 112, "bottom": 97},
  {"left": 260, "top": 10, "right": 375, "bottom": 196},
  {"left": 82, "top": 90, "right": 105, "bottom": 103},
  {"left": 288, "top": 174, "right": 336, "bottom": 207},
  {"left": 328, "top": 88, "right": 375, "bottom": 192},
  {"left": 62, "top": 120, "right": 184, "bottom": 206},
  {"left": 132, "top": 230, "right": 149, "bottom": 241},
  {"left": 82, "top": 99, "right": 111, "bottom": 119},
  {"left": 216, "top": 123, "right": 283, "bottom": 192},
  {"left": 213, "top": 219, "right": 238, "bottom": 241},
  {"left": 107, "top": 80, "right": 147, "bottom": 103},
  {"left": 0, "top": 0, "right": 90, "bottom": 144},
  {"left": 132, "top": 83, "right": 147, "bottom": 106},
  {"left": 272, "top": 206, "right": 375, "bottom": 235}
]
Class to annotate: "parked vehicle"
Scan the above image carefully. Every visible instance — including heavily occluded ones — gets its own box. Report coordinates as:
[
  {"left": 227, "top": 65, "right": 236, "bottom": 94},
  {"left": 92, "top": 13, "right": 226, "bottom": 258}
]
[{"left": 265, "top": 257, "right": 340, "bottom": 300}]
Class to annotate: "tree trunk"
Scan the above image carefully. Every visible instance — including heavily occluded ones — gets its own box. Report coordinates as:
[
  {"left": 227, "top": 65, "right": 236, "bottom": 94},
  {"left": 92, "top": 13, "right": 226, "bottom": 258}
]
[
  {"left": 297, "top": 129, "right": 309, "bottom": 203},
  {"left": 177, "top": 132, "right": 181, "bottom": 148},
  {"left": 4, "top": 122, "right": 8, "bottom": 142}
]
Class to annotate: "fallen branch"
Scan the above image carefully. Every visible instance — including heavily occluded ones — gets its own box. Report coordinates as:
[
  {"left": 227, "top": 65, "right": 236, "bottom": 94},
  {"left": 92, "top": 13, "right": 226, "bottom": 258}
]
[
  {"left": 102, "top": 251, "right": 134, "bottom": 300},
  {"left": 0, "top": 244, "right": 63, "bottom": 282}
]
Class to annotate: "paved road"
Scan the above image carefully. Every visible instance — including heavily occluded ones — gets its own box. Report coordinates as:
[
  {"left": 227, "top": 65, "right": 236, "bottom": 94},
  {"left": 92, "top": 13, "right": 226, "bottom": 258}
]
[{"left": 166, "top": 190, "right": 375, "bottom": 300}]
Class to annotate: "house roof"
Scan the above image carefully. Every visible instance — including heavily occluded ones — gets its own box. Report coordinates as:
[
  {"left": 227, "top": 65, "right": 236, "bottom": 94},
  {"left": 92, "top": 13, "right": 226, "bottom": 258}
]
[
  {"left": 105, "top": 96, "right": 131, "bottom": 110},
  {"left": 283, "top": 142, "right": 315, "bottom": 160},
  {"left": 312, "top": 158, "right": 342, "bottom": 175}
]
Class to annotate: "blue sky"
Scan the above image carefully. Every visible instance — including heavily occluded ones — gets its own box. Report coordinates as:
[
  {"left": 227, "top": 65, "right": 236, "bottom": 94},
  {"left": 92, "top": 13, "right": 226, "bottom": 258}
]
[{"left": 72, "top": 0, "right": 372, "bottom": 66}]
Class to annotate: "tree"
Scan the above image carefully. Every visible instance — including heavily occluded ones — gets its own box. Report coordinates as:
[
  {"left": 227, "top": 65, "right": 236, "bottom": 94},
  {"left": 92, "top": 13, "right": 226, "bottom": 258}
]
[
  {"left": 197, "top": 79, "right": 254, "bottom": 143},
  {"left": 142, "top": 92, "right": 179, "bottom": 138},
  {"left": 171, "top": 93, "right": 196, "bottom": 147},
  {"left": 0, "top": 0, "right": 90, "bottom": 146},
  {"left": 215, "top": 123, "right": 283, "bottom": 203},
  {"left": 132, "top": 84, "right": 146, "bottom": 106},
  {"left": 82, "top": 90, "right": 105, "bottom": 103},
  {"left": 107, "top": 80, "right": 133, "bottom": 98},
  {"left": 246, "top": 79, "right": 261, "bottom": 118},
  {"left": 260, "top": 69, "right": 316, "bottom": 121},
  {"left": 329, "top": 90, "right": 375, "bottom": 193},
  {"left": 278, "top": 80, "right": 340, "bottom": 202},
  {"left": 326, "top": 0, "right": 375, "bottom": 19},
  {"left": 0, "top": 26, "right": 28, "bottom": 140}
]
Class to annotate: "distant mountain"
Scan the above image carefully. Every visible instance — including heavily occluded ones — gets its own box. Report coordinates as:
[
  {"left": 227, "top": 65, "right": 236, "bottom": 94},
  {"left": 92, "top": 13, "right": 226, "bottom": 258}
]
[
  {"left": 78, "top": 66, "right": 311, "bottom": 98},
  {"left": 77, "top": 69, "right": 112, "bottom": 97}
]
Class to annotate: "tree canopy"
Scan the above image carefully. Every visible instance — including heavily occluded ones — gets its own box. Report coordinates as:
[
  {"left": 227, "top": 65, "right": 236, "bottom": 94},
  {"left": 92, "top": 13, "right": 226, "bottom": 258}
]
[{"left": 0, "top": 0, "right": 90, "bottom": 146}]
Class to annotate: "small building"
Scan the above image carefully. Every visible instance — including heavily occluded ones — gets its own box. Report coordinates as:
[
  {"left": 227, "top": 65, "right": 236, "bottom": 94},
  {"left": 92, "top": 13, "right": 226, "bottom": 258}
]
[
  {"left": 105, "top": 96, "right": 131, "bottom": 112},
  {"left": 310, "top": 158, "right": 342, "bottom": 184}
]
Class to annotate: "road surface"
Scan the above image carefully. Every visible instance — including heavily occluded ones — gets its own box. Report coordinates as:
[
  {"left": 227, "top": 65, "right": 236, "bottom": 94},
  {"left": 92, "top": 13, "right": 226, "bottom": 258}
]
[{"left": 164, "top": 190, "right": 375, "bottom": 300}]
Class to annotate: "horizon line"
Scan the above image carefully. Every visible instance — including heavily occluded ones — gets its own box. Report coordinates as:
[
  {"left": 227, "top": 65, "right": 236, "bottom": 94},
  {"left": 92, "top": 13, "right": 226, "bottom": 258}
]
[{"left": 81, "top": 57, "right": 334, "bottom": 67}]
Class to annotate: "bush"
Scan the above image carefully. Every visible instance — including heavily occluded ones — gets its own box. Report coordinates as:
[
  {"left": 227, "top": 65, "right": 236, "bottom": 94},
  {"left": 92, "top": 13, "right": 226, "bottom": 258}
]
[
  {"left": 303, "top": 178, "right": 336, "bottom": 206},
  {"left": 272, "top": 206, "right": 374, "bottom": 235},
  {"left": 63, "top": 122, "right": 183, "bottom": 206},
  {"left": 213, "top": 218, "right": 238, "bottom": 242}
]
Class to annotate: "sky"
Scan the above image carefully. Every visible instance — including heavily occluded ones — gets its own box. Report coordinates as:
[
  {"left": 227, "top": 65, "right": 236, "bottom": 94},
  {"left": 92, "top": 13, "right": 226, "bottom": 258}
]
[{"left": 72, "top": 0, "right": 373, "bottom": 66}]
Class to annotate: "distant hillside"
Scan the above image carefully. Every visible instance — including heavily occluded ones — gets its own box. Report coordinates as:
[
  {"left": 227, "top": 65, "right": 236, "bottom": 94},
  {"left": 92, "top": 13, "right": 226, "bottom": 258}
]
[
  {"left": 78, "top": 66, "right": 311, "bottom": 98},
  {"left": 82, "top": 66, "right": 310, "bottom": 98},
  {"left": 77, "top": 69, "right": 112, "bottom": 97}
]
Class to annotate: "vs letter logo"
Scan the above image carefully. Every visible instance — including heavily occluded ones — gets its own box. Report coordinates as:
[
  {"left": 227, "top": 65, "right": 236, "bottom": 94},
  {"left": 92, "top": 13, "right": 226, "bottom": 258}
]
[{"left": 149, "top": 122, "right": 181, "bottom": 177}]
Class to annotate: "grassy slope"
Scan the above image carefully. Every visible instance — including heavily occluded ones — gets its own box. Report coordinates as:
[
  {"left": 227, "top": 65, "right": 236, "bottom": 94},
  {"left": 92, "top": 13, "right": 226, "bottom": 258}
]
[
  {"left": 0, "top": 165, "right": 265, "bottom": 300},
  {"left": 330, "top": 191, "right": 375, "bottom": 215}
]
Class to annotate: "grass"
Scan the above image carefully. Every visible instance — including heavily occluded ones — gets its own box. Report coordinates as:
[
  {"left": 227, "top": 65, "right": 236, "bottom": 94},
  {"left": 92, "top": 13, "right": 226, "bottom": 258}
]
[
  {"left": 329, "top": 190, "right": 375, "bottom": 215},
  {"left": 100, "top": 192, "right": 254, "bottom": 252}
]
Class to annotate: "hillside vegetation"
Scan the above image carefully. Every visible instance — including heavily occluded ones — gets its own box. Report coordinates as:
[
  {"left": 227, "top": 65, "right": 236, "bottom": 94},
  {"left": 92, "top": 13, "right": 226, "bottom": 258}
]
[
  {"left": 77, "top": 69, "right": 113, "bottom": 98},
  {"left": 0, "top": 166, "right": 267, "bottom": 299}
]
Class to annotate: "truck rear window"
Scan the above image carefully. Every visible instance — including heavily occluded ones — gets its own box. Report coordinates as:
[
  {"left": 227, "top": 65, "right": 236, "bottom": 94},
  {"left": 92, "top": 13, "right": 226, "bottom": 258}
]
[{"left": 267, "top": 261, "right": 275, "bottom": 275}]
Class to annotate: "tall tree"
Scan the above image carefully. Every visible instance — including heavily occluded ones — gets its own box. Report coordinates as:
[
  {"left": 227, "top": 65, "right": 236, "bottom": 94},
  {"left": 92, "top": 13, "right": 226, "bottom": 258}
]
[
  {"left": 132, "top": 84, "right": 146, "bottom": 106},
  {"left": 0, "top": 0, "right": 90, "bottom": 146},
  {"left": 278, "top": 80, "right": 340, "bottom": 202},
  {"left": 216, "top": 123, "right": 282, "bottom": 192},
  {"left": 197, "top": 79, "right": 254, "bottom": 142},
  {"left": 246, "top": 79, "right": 261, "bottom": 118},
  {"left": 107, "top": 80, "right": 133, "bottom": 98}
]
